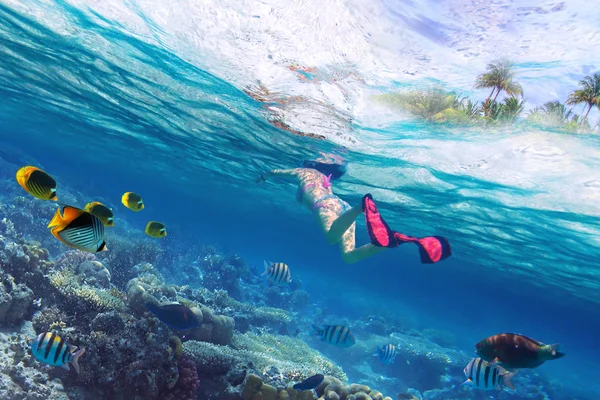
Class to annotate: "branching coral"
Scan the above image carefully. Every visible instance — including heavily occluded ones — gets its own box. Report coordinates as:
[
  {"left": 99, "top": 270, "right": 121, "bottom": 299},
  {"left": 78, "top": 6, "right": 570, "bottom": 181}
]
[
  {"left": 49, "top": 268, "right": 125, "bottom": 311},
  {"left": 183, "top": 332, "right": 346, "bottom": 385}
]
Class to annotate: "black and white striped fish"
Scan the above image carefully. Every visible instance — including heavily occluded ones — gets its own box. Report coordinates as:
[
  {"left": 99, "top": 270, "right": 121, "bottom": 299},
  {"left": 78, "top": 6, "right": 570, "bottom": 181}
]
[
  {"left": 262, "top": 261, "right": 292, "bottom": 285},
  {"left": 47, "top": 205, "right": 108, "bottom": 253},
  {"left": 30, "top": 332, "right": 86, "bottom": 373},
  {"left": 312, "top": 324, "right": 356, "bottom": 348},
  {"left": 462, "top": 357, "right": 516, "bottom": 391},
  {"left": 373, "top": 343, "right": 397, "bottom": 364}
]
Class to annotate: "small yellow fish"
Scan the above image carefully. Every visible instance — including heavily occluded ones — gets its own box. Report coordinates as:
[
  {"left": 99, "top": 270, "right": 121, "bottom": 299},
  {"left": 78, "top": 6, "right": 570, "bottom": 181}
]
[
  {"left": 84, "top": 201, "right": 114, "bottom": 227},
  {"left": 145, "top": 221, "right": 167, "bottom": 238},
  {"left": 16, "top": 166, "right": 57, "bottom": 201},
  {"left": 47, "top": 205, "right": 107, "bottom": 253},
  {"left": 121, "top": 192, "right": 144, "bottom": 211}
]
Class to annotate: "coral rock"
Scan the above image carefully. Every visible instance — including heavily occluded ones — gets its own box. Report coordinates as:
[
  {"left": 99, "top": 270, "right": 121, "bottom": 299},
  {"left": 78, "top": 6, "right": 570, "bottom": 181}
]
[
  {"left": 90, "top": 310, "right": 125, "bottom": 334},
  {"left": 211, "top": 314, "right": 234, "bottom": 345},
  {"left": 0, "top": 275, "right": 33, "bottom": 324},
  {"left": 350, "top": 384, "right": 371, "bottom": 394},
  {"left": 77, "top": 260, "right": 111, "bottom": 287}
]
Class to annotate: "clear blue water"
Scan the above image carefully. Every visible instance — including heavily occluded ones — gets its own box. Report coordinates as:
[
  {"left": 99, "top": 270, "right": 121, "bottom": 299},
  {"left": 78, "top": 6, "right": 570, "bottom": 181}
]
[{"left": 1, "top": 1, "right": 599, "bottom": 399}]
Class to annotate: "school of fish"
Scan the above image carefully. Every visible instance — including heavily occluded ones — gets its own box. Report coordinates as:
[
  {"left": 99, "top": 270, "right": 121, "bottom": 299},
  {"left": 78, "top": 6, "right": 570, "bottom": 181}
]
[{"left": 16, "top": 166, "right": 167, "bottom": 254}]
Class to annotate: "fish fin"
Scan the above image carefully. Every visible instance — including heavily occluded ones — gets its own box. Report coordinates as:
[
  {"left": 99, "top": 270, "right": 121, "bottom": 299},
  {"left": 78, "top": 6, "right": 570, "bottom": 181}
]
[
  {"left": 60, "top": 363, "right": 70, "bottom": 371},
  {"left": 502, "top": 371, "right": 517, "bottom": 391},
  {"left": 60, "top": 205, "right": 84, "bottom": 222},
  {"left": 47, "top": 207, "right": 65, "bottom": 229},
  {"left": 461, "top": 379, "right": 473, "bottom": 386},
  {"left": 70, "top": 347, "right": 85, "bottom": 374},
  {"left": 145, "top": 302, "right": 159, "bottom": 313},
  {"left": 98, "top": 242, "right": 108, "bottom": 252},
  {"left": 262, "top": 261, "right": 270, "bottom": 276},
  {"left": 488, "top": 357, "right": 501, "bottom": 366}
]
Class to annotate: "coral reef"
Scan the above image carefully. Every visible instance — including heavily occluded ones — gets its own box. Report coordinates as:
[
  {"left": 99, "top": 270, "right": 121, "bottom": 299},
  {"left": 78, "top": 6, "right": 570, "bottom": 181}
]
[
  {"left": 196, "top": 246, "right": 254, "bottom": 299},
  {"left": 161, "top": 356, "right": 200, "bottom": 400},
  {"left": 241, "top": 374, "right": 395, "bottom": 400},
  {"left": 48, "top": 268, "right": 126, "bottom": 311},
  {"left": 0, "top": 273, "right": 33, "bottom": 325},
  {"left": 184, "top": 331, "right": 347, "bottom": 386},
  {"left": 0, "top": 182, "right": 588, "bottom": 400}
]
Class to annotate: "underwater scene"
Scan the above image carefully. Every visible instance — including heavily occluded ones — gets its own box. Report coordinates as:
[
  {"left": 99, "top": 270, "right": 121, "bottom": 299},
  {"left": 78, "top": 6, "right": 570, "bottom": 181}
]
[{"left": 0, "top": 0, "right": 599, "bottom": 399}]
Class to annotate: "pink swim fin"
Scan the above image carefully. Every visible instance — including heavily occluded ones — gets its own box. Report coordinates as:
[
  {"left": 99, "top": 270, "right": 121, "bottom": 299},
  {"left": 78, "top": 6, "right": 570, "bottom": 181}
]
[{"left": 362, "top": 194, "right": 452, "bottom": 263}]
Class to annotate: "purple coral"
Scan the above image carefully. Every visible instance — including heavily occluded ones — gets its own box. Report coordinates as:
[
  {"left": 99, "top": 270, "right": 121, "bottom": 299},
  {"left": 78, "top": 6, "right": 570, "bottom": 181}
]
[{"left": 164, "top": 357, "right": 200, "bottom": 400}]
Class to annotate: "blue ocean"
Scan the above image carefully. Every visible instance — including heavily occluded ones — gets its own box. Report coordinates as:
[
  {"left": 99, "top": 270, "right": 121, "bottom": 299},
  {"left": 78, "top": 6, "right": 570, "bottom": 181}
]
[{"left": 0, "top": 1, "right": 599, "bottom": 399}]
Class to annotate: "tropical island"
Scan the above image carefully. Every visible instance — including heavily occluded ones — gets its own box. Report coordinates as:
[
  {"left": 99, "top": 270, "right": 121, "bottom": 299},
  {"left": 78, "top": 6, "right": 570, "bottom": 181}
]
[{"left": 375, "top": 60, "right": 600, "bottom": 133}]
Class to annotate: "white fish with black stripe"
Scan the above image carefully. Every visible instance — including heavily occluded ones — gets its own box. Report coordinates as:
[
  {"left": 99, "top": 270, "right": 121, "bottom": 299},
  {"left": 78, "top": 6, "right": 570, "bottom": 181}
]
[
  {"left": 312, "top": 324, "right": 356, "bottom": 348},
  {"left": 373, "top": 343, "right": 397, "bottom": 364},
  {"left": 262, "top": 261, "right": 292, "bottom": 285},
  {"left": 462, "top": 357, "right": 517, "bottom": 391},
  {"left": 30, "top": 332, "right": 86, "bottom": 373}
]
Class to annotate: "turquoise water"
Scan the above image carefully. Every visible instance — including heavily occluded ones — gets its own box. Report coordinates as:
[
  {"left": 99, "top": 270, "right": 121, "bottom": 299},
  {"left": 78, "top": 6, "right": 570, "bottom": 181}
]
[{"left": 1, "top": 1, "right": 599, "bottom": 399}]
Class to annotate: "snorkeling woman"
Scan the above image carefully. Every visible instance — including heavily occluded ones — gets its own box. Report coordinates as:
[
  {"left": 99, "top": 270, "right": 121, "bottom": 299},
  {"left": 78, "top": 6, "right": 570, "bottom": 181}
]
[{"left": 257, "top": 167, "right": 451, "bottom": 264}]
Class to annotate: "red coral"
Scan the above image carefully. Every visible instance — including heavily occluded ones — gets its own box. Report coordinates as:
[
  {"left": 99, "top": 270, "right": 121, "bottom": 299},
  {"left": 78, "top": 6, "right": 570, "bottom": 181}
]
[{"left": 164, "top": 357, "right": 199, "bottom": 400}]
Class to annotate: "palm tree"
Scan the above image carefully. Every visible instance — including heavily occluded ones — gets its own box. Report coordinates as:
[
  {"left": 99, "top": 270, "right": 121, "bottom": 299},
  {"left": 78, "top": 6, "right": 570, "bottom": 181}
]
[
  {"left": 475, "top": 59, "right": 523, "bottom": 115},
  {"left": 566, "top": 73, "right": 600, "bottom": 120},
  {"left": 527, "top": 101, "right": 573, "bottom": 126},
  {"left": 499, "top": 97, "right": 525, "bottom": 122}
]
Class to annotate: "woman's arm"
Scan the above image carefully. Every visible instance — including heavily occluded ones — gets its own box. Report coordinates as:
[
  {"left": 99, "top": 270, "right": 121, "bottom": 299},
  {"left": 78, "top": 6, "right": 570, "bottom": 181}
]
[{"left": 256, "top": 168, "right": 302, "bottom": 183}]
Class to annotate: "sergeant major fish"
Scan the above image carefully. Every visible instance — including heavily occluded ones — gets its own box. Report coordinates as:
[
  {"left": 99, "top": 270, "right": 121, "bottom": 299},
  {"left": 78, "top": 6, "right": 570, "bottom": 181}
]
[
  {"left": 262, "top": 261, "right": 292, "bottom": 285},
  {"left": 16, "top": 166, "right": 57, "bottom": 201},
  {"left": 47, "top": 205, "right": 107, "bottom": 253},
  {"left": 312, "top": 324, "right": 355, "bottom": 348},
  {"left": 373, "top": 343, "right": 397, "bottom": 364},
  {"left": 31, "top": 332, "right": 85, "bottom": 373},
  {"left": 463, "top": 357, "right": 516, "bottom": 391}
]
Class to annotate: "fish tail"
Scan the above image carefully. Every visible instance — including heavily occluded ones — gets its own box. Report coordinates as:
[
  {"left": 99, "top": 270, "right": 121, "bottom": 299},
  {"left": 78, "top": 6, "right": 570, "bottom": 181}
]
[
  {"left": 145, "top": 302, "right": 159, "bottom": 314},
  {"left": 550, "top": 343, "right": 564, "bottom": 358},
  {"left": 262, "top": 261, "right": 270, "bottom": 276},
  {"left": 70, "top": 347, "right": 85, "bottom": 374},
  {"left": 311, "top": 324, "right": 321, "bottom": 336},
  {"left": 502, "top": 371, "right": 517, "bottom": 391}
]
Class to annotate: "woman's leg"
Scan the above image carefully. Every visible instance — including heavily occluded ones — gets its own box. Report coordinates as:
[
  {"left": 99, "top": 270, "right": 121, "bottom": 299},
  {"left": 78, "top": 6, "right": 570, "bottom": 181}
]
[
  {"left": 317, "top": 204, "right": 363, "bottom": 245},
  {"left": 338, "top": 222, "right": 387, "bottom": 264}
]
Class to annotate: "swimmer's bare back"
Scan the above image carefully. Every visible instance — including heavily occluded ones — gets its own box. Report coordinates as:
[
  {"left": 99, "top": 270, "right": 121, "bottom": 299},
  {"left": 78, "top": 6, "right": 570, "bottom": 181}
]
[{"left": 257, "top": 168, "right": 334, "bottom": 211}]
